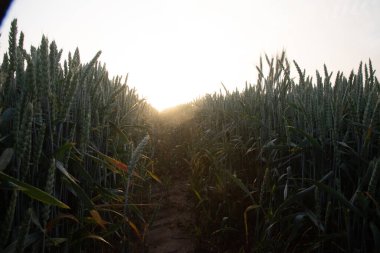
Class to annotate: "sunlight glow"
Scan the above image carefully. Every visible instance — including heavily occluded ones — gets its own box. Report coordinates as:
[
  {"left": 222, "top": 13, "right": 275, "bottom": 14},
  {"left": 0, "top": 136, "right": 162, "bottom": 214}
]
[{"left": 1, "top": 0, "right": 379, "bottom": 111}]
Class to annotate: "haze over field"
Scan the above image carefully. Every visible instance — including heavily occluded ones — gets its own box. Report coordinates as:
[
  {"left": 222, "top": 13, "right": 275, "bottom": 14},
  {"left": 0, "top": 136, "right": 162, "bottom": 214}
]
[{"left": 1, "top": 0, "right": 379, "bottom": 110}]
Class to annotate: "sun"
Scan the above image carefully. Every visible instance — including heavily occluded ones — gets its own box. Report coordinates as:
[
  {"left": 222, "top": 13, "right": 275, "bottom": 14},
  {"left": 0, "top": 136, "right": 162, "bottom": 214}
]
[{"left": 142, "top": 88, "right": 195, "bottom": 112}]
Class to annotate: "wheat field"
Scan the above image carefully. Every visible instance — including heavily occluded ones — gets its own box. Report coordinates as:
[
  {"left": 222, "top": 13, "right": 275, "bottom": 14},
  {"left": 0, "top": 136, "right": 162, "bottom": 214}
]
[{"left": 0, "top": 19, "right": 379, "bottom": 253}]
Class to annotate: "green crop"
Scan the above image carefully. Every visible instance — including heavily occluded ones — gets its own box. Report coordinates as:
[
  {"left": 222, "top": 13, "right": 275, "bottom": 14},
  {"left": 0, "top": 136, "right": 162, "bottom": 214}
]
[
  {"left": 0, "top": 20, "right": 158, "bottom": 252},
  {"left": 186, "top": 52, "right": 380, "bottom": 252},
  {"left": 1, "top": 18, "right": 379, "bottom": 253}
]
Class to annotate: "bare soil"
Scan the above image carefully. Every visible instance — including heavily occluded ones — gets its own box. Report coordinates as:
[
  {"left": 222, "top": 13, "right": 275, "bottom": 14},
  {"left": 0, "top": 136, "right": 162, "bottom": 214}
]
[{"left": 145, "top": 173, "right": 195, "bottom": 253}]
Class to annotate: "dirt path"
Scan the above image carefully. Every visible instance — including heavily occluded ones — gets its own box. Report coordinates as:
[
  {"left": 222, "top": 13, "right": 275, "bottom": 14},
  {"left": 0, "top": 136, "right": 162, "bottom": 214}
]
[{"left": 145, "top": 173, "right": 195, "bottom": 253}]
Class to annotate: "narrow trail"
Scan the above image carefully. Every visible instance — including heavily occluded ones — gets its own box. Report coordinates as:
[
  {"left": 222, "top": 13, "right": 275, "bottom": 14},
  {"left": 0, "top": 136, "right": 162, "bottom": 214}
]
[
  {"left": 145, "top": 172, "right": 195, "bottom": 253},
  {"left": 144, "top": 112, "right": 196, "bottom": 252}
]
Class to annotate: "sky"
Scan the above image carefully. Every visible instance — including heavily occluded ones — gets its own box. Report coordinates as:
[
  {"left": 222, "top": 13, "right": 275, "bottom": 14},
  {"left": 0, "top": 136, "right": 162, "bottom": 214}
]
[{"left": 0, "top": 0, "right": 379, "bottom": 111}]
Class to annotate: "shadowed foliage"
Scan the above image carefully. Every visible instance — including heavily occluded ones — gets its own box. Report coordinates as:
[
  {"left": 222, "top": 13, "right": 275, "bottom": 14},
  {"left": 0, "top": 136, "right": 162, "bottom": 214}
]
[
  {"left": 1, "top": 19, "right": 379, "bottom": 253},
  {"left": 0, "top": 19, "right": 159, "bottom": 253}
]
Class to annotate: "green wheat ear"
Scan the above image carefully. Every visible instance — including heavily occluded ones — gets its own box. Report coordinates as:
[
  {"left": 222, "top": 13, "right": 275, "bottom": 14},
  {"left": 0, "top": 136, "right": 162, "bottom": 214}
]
[
  {"left": 14, "top": 102, "right": 33, "bottom": 169},
  {"left": 15, "top": 208, "right": 32, "bottom": 253},
  {"left": 42, "top": 158, "right": 56, "bottom": 227},
  {"left": 3, "top": 19, "right": 18, "bottom": 108},
  {"left": 368, "top": 158, "right": 380, "bottom": 197},
  {"left": 0, "top": 190, "right": 18, "bottom": 247},
  {"left": 315, "top": 187, "right": 321, "bottom": 220},
  {"left": 259, "top": 167, "right": 269, "bottom": 205},
  {"left": 32, "top": 117, "right": 46, "bottom": 171}
]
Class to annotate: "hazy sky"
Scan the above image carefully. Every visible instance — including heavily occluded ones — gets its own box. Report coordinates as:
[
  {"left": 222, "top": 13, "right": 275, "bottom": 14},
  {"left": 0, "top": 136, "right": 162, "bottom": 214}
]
[{"left": 1, "top": 0, "right": 379, "bottom": 110}]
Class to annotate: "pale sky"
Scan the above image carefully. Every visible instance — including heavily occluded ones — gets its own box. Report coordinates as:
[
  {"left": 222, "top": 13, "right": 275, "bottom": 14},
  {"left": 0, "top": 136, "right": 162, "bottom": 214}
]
[{"left": 1, "top": 0, "right": 379, "bottom": 111}]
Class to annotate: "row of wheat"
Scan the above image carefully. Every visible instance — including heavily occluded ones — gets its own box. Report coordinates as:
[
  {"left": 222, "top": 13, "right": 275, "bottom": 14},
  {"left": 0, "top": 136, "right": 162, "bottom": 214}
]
[
  {"left": 186, "top": 52, "right": 380, "bottom": 252},
  {"left": 0, "top": 20, "right": 158, "bottom": 252}
]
